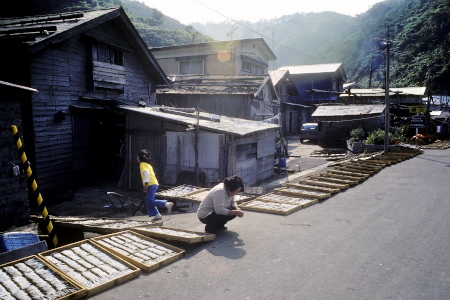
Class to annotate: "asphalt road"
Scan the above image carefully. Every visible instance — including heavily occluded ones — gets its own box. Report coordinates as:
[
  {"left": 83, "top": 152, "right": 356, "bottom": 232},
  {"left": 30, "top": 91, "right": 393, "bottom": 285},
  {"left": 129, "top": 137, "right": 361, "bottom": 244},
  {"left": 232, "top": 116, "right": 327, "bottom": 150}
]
[{"left": 89, "top": 148, "right": 450, "bottom": 300}]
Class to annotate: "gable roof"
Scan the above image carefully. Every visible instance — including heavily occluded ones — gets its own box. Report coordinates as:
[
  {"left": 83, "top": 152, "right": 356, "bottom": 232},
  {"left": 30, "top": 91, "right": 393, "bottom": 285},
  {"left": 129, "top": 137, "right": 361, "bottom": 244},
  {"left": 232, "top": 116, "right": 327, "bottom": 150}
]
[
  {"left": 150, "top": 38, "right": 277, "bottom": 61},
  {"left": 158, "top": 74, "right": 275, "bottom": 98},
  {"left": 0, "top": 7, "right": 169, "bottom": 85},
  {"left": 278, "top": 63, "right": 347, "bottom": 82},
  {"left": 119, "top": 105, "right": 279, "bottom": 136}
]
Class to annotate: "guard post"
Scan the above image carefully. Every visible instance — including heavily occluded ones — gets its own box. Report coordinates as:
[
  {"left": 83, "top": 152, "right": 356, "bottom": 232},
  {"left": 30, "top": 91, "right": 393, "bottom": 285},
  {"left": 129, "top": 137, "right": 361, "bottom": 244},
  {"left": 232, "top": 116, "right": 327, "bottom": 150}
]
[{"left": 11, "top": 125, "right": 58, "bottom": 248}]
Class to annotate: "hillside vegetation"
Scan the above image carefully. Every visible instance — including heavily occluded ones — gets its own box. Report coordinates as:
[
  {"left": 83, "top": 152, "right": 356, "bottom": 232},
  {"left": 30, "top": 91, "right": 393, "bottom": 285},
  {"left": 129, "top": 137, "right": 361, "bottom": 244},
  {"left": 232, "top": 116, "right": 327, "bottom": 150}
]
[
  {"left": 194, "top": 0, "right": 450, "bottom": 94},
  {"left": 2, "top": 0, "right": 449, "bottom": 93}
]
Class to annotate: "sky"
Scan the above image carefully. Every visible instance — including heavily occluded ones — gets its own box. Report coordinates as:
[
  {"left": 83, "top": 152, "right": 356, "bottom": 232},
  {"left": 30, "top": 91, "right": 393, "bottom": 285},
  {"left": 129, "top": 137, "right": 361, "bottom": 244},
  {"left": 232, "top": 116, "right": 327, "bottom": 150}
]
[{"left": 140, "top": 0, "right": 386, "bottom": 25}]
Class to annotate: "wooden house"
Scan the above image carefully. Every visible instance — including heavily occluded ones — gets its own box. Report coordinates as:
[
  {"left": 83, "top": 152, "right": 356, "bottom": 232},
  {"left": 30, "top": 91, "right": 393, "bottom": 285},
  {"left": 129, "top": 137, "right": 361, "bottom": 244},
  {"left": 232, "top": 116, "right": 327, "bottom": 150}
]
[
  {"left": 270, "top": 70, "right": 300, "bottom": 135},
  {"left": 157, "top": 74, "right": 280, "bottom": 122},
  {"left": 340, "top": 87, "right": 429, "bottom": 133},
  {"left": 312, "top": 104, "right": 385, "bottom": 147},
  {"left": 118, "top": 106, "right": 279, "bottom": 188},
  {"left": 0, "top": 81, "right": 37, "bottom": 230},
  {"left": 278, "top": 63, "right": 347, "bottom": 124},
  {"left": 0, "top": 7, "right": 169, "bottom": 201},
  {"left": 150, "top": 38, "right": 277, "bottom": 76}
]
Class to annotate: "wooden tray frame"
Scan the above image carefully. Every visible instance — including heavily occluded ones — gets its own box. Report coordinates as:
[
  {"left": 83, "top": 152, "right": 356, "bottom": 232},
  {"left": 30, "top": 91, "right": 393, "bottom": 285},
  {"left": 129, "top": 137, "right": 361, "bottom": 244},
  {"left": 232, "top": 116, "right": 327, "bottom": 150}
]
[
  {"left": 156, "top": 185, "right": 208, "bottom": 200},
  {"left": 310, "top": 174, "right": 360, "bottom": 185},
  {"left": 82, "top": 220, "right": 157, "bottom": 234},
  {"left": 181, "top": 189, "right": 255, "bottom": 204},
  {"left": 0, "top": 255, "right": 87, "bottom": 300},
  {"left": 285, "top": 182, "right": 340, "bottom": 194},
  {"left": 91, "top": 231, "right": 185, "bottom": 272},
  {"left": 301, "top": 179, "right": 349, "bottom": 190},
  {"left": 239, "top": 199, "right": 303, "bottom": 215},
  {"left": 39, "top": 216, "right": 158, "bottom": 234},
  {"left": 131, "top": 226, "right": 215, "bottom": 243},
  {"left": 256, "top": 192, "right": 318, "bottom": 207},
  {"left": 274, "top": 187, "right": 331, "bottom": 200},
  {"left": 178, "top": 189, "right": 210, "bottom": 202},
  {"left": 38, "top": 240, "right": 140, "bottom": 296},
  {"left": 327, "top": 169, "right": 370, "bottom": 179}
]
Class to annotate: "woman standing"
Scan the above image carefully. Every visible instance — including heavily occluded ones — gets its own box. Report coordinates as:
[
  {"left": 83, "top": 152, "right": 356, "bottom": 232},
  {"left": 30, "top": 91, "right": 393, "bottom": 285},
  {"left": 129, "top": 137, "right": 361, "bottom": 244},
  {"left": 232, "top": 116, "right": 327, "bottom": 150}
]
[
  {"left": 197, "top": 175, "right": 245, "bottom": 234},
  {"left": 137, "top": 149, "right": 173, "bottom": 221}
]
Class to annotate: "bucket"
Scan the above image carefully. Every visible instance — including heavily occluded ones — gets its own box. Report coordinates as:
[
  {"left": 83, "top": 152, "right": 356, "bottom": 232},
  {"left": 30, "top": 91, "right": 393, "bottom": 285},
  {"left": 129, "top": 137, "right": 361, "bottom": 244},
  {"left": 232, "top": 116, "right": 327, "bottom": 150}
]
[{"left": 280, "top": 158, "right": 286, "bottom": 168}]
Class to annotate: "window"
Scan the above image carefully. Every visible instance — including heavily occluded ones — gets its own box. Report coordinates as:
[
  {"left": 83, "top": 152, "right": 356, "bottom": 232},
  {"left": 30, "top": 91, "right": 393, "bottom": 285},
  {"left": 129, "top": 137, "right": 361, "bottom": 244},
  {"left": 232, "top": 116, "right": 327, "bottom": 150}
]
[
  {"left": 92, "top": 42, "right": 124, "bottom": 66},
  {"left": 242, "top": 60, "right": 264, "bottom": 75},
  {"left": 179, "top": 59, "right": 204, "bottom": 74},
  {"left": 332, "top": 80, "right": 338, "bottom": 91}
]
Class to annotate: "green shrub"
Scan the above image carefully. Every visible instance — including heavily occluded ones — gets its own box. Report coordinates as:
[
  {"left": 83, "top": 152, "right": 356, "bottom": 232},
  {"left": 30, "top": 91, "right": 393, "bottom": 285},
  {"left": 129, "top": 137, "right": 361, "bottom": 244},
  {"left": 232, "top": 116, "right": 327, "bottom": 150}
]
[
  {"left": 366, "top": 129, "right": 388, "bottom": 145},
  {"left": 347, "top": 127, "right": 365, "bottom": 145},
  {"left": 365, "top": 126, "right": 409, "bottom": 145}
]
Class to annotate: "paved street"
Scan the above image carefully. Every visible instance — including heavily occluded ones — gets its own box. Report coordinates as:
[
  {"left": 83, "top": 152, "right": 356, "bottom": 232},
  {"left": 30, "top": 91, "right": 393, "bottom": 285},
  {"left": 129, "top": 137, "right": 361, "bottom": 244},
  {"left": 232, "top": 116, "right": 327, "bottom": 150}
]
[{"left": 88, "top": 148, "right": 450, "bottom": 300}]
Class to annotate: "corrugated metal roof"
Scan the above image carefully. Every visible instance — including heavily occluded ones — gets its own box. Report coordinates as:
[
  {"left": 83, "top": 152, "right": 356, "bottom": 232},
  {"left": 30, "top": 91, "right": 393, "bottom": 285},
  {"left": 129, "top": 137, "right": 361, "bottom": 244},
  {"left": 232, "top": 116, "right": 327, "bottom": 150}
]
[
  {"left": 159, "top": 74, "right": 270, "bottom": 95},
  {"left": 340, "top": 87, "right": 427, "bottom": 97},
  {"left": 278, "top": 63, "right": 343, "bottom": 75},
  {"left": 0, "top": 7, "right": 170, "bottom": 86},
  {"left": 0, "top": 8, "right": 117, "bottom": 47},
  {"left": 312, "top": 104, "right": 385, "bottom": 117},
  {"left": 119, "top": 105, "right": 279, "bottom": 136}
]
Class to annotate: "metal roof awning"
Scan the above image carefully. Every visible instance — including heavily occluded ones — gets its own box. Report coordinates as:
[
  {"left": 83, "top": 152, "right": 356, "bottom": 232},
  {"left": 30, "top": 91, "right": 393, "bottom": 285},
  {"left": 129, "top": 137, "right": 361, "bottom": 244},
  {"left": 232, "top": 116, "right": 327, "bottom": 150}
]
[
  {"left": 0, "top": 80, "right": 38, "bottom": 92},
  {"left": 312, "top": 104, "right": 385, "bottom": 121},
  {"left": 119, "top": 105, "right": 279, "bottom": 137}
]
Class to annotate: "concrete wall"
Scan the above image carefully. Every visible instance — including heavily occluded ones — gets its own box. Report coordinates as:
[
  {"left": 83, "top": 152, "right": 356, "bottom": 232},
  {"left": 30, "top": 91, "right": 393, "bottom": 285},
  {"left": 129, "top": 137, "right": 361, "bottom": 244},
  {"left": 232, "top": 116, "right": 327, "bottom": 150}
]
[{"left": 165, "top": 131, "right": 225, "bottom": 186}]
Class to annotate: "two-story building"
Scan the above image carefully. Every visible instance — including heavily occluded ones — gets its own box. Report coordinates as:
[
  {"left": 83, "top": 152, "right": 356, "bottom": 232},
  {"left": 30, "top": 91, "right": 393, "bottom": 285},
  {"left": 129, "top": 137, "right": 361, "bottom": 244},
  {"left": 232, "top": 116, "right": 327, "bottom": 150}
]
[
  {"left": 0, "top": 7, "right": 169, "bottom": 203},
  {"left": 278, "top": 63, "right": 347, "bottom": 125},
  {"left": 150, "top": 38, "right": 276, "bottom": 76}
]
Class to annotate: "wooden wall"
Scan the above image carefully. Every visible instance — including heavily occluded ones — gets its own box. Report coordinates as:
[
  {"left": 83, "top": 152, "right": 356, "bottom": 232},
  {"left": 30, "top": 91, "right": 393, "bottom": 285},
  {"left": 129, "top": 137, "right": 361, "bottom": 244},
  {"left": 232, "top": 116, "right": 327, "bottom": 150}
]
[
  {"left": 25, "top": 19, "right": 159, "bottom": 198},
  {"left": 318, "top": 117, "right": 381, "bottom": 148},
  {"left": 0, "top": 89, "right": 30, "bottom": 230},
  {"left": 157, "top": 93, "right": 251, "bottom": 119}
]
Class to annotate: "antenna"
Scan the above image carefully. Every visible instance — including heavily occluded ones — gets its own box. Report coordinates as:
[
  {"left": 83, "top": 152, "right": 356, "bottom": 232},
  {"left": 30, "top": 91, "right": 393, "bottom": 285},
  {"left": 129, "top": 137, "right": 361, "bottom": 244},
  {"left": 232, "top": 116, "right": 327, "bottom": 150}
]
[
  {"left": 227, "top": 24, "right": 238, "bottom": 41},
  {"left": 264, "top": 23, "right": 277, "bottom": 71}
]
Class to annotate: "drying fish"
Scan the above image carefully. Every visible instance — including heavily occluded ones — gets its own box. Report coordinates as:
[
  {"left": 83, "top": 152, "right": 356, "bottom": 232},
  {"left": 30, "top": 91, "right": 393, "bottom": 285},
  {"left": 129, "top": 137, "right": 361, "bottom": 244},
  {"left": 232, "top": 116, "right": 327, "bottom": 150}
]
[
  {"left": 3, "top": 266, "right": 22, "bottom": 277},
  {"left": 25, "top": 285, "right": 45, "bottom": 299},
  {"left": 12, "top": 275, "right": 30, "bottom": 290}
]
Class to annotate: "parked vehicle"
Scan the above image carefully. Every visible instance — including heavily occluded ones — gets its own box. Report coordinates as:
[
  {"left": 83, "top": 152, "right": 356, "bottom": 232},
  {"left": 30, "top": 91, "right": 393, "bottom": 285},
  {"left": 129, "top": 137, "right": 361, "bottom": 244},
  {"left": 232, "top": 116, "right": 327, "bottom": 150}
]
[{"left": 300, "top": 123, "right": 319, "bottom": 143}]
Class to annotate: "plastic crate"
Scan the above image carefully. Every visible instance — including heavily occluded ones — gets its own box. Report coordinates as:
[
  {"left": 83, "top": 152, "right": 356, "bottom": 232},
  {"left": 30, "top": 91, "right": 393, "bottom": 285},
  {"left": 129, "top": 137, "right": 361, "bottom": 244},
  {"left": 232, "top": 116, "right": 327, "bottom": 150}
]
[{"left": 0, "top": 232, "right": 40, "bottom": 253}]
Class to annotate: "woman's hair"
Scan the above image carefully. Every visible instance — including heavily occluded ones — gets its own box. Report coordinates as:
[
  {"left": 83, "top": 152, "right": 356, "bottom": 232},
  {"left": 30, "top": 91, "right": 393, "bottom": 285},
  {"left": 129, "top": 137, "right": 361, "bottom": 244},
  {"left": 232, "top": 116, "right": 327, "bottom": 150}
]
[
  {"left": 138, "top": 149, "right": 152, "bottom": 163},
  {"left": 223, "top": 175, "right": 244, "bottom": 193}
]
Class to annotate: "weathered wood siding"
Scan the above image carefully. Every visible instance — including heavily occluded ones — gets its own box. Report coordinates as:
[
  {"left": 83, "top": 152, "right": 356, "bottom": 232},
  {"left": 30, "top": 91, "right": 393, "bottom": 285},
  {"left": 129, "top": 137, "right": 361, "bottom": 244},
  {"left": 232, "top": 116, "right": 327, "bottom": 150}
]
[
  {"left": 157, "top": 93, "right": 252, "bottom": 119},
  {"left": 0, "top": 91, "right": 29, "bottom": 230},
  {"left": 157, "top": 92, "right": 277, "bottom": 122},
  {"left": 234, "top": 131, "right": 276, "bottom": 186},
  {"left": 318, "top": 118, "right": 380, "bottom": 148},
  {"left": 27, "top": 19, "right": 159, "bottom": 196}
]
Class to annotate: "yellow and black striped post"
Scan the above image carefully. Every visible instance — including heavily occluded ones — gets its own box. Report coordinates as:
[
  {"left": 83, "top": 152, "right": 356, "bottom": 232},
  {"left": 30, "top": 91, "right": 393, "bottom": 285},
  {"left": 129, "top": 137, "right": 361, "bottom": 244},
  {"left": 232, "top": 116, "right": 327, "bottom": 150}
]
[{"left": 11, "top": 125, "right": 58, "bottom": 247}]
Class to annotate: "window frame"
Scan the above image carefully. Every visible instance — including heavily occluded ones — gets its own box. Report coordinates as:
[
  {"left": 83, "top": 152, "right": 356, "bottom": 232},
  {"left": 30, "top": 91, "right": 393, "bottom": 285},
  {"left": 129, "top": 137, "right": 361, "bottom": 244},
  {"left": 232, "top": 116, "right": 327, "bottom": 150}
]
[{"left": 92, "top": 41, "right": 124, "bottom": 66}]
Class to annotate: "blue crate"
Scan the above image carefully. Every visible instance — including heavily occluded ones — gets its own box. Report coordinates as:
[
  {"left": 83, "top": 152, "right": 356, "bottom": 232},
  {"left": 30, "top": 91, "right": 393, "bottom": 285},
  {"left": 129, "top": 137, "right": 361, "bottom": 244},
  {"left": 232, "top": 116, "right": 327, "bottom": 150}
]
[{"left": 0, "top": 232, "right": 40, "bottom": 253}]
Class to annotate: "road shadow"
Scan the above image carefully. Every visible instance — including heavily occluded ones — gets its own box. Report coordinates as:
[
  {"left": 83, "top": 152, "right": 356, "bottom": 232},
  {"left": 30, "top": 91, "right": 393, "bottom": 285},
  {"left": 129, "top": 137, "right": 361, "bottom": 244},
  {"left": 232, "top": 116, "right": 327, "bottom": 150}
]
[{"left": 205, "top": 230, "right": 246, "bottom": 259}]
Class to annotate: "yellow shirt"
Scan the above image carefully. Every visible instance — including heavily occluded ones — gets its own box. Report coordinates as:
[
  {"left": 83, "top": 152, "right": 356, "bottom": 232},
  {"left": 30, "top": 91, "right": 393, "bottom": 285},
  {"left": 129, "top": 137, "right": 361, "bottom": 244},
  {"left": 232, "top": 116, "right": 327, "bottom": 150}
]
[{"left": 139, "top": 162, "right": 158, "bottom": 186}]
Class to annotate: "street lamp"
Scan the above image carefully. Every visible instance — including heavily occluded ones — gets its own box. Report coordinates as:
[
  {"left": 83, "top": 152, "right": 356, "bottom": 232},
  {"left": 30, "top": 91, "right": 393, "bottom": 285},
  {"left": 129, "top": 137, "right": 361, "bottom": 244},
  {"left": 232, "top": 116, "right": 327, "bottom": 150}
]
[{"left": 380, "top": 28, "right": 392, "bottom": 154}]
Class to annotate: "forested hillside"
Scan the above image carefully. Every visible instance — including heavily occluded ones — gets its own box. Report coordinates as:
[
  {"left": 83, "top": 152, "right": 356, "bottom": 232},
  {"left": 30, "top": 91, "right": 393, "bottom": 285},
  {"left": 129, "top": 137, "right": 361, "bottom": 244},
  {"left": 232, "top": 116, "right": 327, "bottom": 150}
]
[
  {"left": 0, "top": 0, "right": 213, "bottom": 46},
  {"left": 2, "top": 0, "right": 448, "bottom": 93},
  {"left": 194, "top": 0, "right": 450, "bottom": 94}
]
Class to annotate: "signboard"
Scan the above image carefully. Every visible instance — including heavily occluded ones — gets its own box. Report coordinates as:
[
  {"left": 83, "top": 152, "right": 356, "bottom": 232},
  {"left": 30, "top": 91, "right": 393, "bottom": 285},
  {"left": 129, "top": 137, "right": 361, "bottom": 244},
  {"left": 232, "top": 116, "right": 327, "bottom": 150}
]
[
  {"left": 409, "top": 105, "right": 427, "bottom": 113},
  {"left": 410, "top": 115, "right": 426, "bottom": 128}
]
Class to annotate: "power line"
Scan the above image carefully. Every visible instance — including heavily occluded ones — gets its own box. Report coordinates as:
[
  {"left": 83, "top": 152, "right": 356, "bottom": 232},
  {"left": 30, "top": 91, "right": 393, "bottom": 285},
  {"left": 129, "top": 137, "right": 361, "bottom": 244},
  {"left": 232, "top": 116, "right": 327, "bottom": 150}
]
[{"left": 192, "top": 0, "right": 318, "bottom": 60}]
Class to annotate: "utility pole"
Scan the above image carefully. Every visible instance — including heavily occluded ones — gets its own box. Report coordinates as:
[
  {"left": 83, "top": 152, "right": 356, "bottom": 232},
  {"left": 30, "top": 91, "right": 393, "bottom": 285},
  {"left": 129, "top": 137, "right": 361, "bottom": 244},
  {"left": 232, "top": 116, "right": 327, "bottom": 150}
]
[
  {"left": 380, "top": 27, "right": 391, "bottom": 154},
  {"left": 195, "top": 100, "right": 200, "bottom": 186}
]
